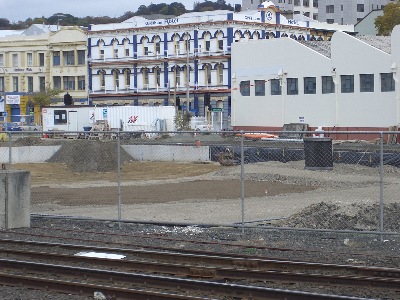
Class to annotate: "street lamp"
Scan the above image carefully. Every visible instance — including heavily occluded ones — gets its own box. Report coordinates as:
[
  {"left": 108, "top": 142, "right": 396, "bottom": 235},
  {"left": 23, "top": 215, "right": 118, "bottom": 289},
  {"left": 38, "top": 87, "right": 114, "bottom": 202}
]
[
  {"left": 0, "top": 68, "right": 6, "bottom": 123},
  {"left": 54, "top": 14, "right": 67, "bottom": 31}
]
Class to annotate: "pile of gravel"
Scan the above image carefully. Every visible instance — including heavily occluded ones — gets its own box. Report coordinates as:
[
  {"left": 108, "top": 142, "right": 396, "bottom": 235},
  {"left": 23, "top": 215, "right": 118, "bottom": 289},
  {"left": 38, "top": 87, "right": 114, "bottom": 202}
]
[
  {"left": 278, "top": 202, "right": 400, "bottom": 231},
  {"left": 46, "top": 140, "right": 133, "bottom": 172}
]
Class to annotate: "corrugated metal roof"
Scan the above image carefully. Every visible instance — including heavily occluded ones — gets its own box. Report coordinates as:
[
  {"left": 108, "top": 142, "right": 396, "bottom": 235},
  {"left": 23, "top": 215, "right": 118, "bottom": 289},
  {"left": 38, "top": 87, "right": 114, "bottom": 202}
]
[
  {"left": 298, "top": 40, "right": 332, "bottom": 58},
  {"left": 355, "top": 35, "right": 391, "bottom": 54}
]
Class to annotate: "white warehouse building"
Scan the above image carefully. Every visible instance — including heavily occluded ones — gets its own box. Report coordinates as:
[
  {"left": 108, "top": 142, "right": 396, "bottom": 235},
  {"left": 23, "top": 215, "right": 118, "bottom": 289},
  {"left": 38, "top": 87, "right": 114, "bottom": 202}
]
[{"left": 231, "top": 25, "right": 400, "bottom": 140}]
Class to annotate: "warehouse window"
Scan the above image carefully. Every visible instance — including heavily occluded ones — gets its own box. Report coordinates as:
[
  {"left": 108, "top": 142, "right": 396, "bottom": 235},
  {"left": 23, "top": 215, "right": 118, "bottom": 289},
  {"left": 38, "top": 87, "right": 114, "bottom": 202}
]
[
  {"left": 304, "top": 77, "right": 316, "bottom": 94},
  {"left": 254, "top": 80, "right": 265, "bottom": 96},
  {"left": 54, "top": 110, "right": 67, "bottom": 124},
  {"left": 270, "top": 79, "right": 281, "bottom": 95},
  {"left": 326, "top": 5, "right": 334, "bottom": 13},
  {"left": 380, "top": 73, "right": 395, "bottom": 92},
  {"left": 287, "top": 78, "right": 298, "bottom": 95},
  {"left": 341, "top": 75, "right": 354, "bottom": 93},
  {"left": 360, "top": 74, "right": 374, "bottom": 92},
  {"left": 240, "top": 80, "right": 250, "bottom": 96},
  {"left": 322, "top": 76, "right": 335, "bottom": 94}
]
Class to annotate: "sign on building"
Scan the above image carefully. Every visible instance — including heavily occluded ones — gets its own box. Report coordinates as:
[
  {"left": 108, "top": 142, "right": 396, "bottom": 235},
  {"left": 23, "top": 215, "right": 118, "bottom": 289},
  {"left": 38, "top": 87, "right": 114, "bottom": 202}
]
[{"left": 6, "top": 95, "right": 20, "bottom": 105}]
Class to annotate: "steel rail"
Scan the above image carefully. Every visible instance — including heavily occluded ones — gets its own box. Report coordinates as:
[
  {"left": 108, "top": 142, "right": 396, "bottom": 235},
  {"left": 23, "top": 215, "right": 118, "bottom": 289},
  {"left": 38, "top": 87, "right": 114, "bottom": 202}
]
[
  {"left": 0, "top": 247, "right": 399, "bottom": 290},
  {"left": 0, "top": 237, "right": 400, "bottom": 278},
  {"left": 0, "top": 259, "right": 370, "bottom": 300},
  {"left": 11, "top": 225, "right": 400, "bottom": 261},
  {"left": 0, "top": 272, "right": 211, "bottom": 300}
]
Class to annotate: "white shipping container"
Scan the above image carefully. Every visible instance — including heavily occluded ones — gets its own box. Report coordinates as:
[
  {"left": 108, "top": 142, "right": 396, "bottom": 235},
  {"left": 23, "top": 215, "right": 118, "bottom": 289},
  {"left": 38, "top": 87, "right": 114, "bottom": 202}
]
[
  {"left": 94, "top": 106, "right": 176, "bottom": 132},
  {"left": 42, "top": 106, "right": 95, "bottom": 132}
]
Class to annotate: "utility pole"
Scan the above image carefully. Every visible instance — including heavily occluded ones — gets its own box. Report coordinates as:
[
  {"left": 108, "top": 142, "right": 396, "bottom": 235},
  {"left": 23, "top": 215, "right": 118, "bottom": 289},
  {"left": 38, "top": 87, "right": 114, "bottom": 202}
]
[{"left": 186, "top": 32, "right": 190, "bottom": 114}]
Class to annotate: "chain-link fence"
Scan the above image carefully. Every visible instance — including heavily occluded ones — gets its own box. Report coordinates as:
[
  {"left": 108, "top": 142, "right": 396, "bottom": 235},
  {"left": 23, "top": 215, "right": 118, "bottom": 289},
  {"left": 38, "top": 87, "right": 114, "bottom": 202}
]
[{"left": 0, "top": 130, "right": 399, "bottom": 235}]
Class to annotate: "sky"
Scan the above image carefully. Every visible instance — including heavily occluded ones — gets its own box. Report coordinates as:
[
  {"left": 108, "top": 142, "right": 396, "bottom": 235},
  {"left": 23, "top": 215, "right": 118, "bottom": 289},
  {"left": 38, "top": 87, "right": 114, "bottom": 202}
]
[{"left": 4, "top": 0, "right": 239, "bottom": 23}]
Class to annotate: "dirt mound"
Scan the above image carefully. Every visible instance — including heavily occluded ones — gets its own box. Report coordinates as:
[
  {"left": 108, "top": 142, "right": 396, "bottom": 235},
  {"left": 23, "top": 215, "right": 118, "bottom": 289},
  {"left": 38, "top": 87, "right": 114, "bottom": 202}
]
[
  {"left": 279, "top": 202, "right": 400, "bottom": 231},
  {"left": 12, "top": 137, "right": 46, "bottom": 146},
  {"left": 46, "top": 140, "right": 134, "bottom": 172}
]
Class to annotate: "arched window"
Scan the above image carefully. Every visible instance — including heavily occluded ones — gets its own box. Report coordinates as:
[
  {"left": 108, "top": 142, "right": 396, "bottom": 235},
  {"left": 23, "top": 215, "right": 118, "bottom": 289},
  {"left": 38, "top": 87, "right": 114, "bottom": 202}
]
[
  {"left": 142, "top": 36, "right": 149, "bottom": 55},
  {"left": 98, "top": 40, "right": 105, "bottom": 60},
  {"left": 234, "top": 31, "right": 242, "bottom": 42},
  {"left": 204, "top": 32, "right": 211, "bottom": 52},
  {"left": 112, "top": 39, "right": 119, "bottom": 58},
  {"left": 123, "top": 38, "right": 130, "bottom": 57},
  {"left": 143, "top": 68, "right": 149, "bottom": 88},
  {"left": 124, "top": 69, "right": 131, "bottom": 89},
  {"left": 204, "top": 64, "right": 211, "bottom": 86},
  {"left": 174, "top": 65, "right": 180, "bottom": 87},
  {"left": 183, "top": 33, "right": 190, "bottom": 54},
  {"left": 173, "top": 34, "right": 180, "bottom": 55},
  {"left": 216, "top": 31, "right": 224, "bottom": 51},
  {"left": 243, "top": 31, "right": 251, "bottom": 42},
  {"left": 154, "top": 67, "right": 161, "bottom": 87},
  {"left": 253, "top": 31, "right": 260, "bottom": 40},
  {"left": 184, "top": 65, "right": 190, "bottom": 85},
  {"left": 99, "top": 70, "right": 106, "bottom": 90},
  {"left": 216, "top": 64, "right": 223, "bottom": 85},
  {"left": 112, "top": 69, "right": 119, "bottom": 89},
  {"left": 153, "top": 36, "right": 161, "bottom": 55}
]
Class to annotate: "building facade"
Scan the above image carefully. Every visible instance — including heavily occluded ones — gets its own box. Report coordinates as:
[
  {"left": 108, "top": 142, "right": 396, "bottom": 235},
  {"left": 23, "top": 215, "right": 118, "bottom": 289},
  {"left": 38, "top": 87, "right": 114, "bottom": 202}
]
[
  {"left": 242, "top": 0, "right": 391, "bottom": 25},
  {"left": 242, "top": 0, "right": 319, "bottom": 20},
  {"left": 0, "top": 25, "right": 87, "bottom": 123},
  {"left": 231, "top": 25, "right": 399, "bottom": 139},
  {"left": 88, "top": 2, "right": 353, "bottom": 130},
  {"left": 318, "top": 0, "right": 390, "bottom": 25}
]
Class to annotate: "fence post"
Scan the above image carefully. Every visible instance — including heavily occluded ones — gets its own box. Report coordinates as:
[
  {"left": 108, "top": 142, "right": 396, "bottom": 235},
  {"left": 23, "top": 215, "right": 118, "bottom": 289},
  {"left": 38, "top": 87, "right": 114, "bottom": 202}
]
[
  {"left": 8, "top": 133, "right": 12, "bottom": 170},
  {"left": 240, "top": 130, "right": 245, "bottom": 234},
  {"left": 117, "top": 130, "right": 122, "bottom": 228},
  {"left": 379, "top": 132, "right": 384, "bottom": 241}
]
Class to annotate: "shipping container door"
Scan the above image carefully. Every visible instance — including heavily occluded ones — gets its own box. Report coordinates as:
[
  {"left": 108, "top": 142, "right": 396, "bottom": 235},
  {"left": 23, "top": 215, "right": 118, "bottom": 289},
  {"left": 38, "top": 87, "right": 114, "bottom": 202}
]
[{"left": 68, "top": 111, "right": 78, "bottom": 132}]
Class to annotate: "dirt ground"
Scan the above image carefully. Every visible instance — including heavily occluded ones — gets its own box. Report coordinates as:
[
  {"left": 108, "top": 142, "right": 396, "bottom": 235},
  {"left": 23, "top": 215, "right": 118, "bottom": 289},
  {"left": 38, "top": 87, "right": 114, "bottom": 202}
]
[{"left": 14, "top": 162, "right": 316, "bottom": 206}]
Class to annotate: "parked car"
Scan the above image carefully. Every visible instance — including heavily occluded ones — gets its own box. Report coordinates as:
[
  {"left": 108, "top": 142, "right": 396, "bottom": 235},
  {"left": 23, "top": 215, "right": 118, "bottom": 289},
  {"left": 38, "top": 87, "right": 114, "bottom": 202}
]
[
  {"left": 1, "top": 122, "right": 23, "bottom": 131},
  {"left": 20, "top": 123, "right": 42, "bottom": 131},
  {"left": 194, "top": 124, "right": 212, "bottom": 132},
  {"left": 1, "top": 122, "right": 41, "bottom": 132}
]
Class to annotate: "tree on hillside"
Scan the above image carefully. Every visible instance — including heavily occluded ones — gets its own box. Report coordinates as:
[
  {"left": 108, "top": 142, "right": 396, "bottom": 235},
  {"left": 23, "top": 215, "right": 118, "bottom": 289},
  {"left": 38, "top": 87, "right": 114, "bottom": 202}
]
[
  {"left": 375, "top": 1, "right": 400, "bottom": 36},
  {"left": 193, "top": 0, "right": 234, "bottom": 12},
  {"left": 0, "top": 18, "right": 10, "bottom": 29}
]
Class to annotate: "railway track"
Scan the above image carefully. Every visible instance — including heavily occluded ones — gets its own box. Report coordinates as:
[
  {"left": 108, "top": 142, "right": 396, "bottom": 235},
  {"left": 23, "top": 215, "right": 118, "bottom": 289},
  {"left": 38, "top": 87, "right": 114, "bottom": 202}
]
[{"left": 0, "top": 237, "right": 399, "bottom": 299}]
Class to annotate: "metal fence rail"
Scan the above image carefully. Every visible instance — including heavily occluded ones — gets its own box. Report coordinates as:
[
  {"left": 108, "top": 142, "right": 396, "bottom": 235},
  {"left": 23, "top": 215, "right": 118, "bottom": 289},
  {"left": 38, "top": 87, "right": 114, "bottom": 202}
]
[{"left": 0, "top": 130, "right": 399, "bottom": 235}]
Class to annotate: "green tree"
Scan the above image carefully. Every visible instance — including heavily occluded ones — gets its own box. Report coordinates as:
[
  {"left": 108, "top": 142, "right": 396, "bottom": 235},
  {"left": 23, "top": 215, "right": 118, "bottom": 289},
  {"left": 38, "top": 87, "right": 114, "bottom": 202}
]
[
  {"left": 375, "top": 2, "right": 400, "bottom": 36},
  {"left": 193, "top": 0, "right": 233, "bottom": 12},
  {"left": 29, "top": 88, "right": 62, "bottom": 107}
]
